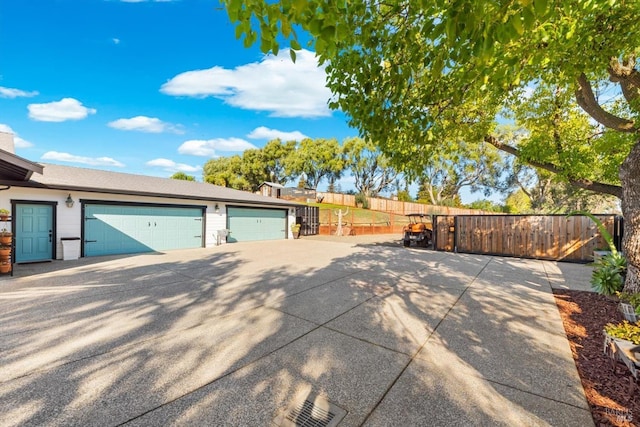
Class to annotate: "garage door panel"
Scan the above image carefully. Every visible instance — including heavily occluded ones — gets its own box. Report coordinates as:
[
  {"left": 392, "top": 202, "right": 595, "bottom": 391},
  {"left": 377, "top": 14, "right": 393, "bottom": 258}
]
[
  {"left": 84, "top": 204, "right": 203, "bottom": 256},
  {"left": 227, "top": 207, "right": 286, "bottom": 242}
]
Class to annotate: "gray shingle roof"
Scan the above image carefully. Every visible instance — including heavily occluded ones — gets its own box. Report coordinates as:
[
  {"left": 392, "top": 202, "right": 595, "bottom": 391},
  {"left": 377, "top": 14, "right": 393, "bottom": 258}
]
[{"left": 6, "top": 163, "right": 300, "bottom": 207}]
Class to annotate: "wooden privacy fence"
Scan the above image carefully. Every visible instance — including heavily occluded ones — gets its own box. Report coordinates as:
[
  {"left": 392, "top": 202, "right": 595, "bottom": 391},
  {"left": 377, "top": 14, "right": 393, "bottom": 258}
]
[
  {"left": 318, "top": 192, "right": 491, "bottom": 215},
  {"left": 434, "top": 214, "right": 623, "bottom": 262}
]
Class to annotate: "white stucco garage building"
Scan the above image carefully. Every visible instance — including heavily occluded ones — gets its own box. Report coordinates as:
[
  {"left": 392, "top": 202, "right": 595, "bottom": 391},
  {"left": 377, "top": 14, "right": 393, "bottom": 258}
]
[{"left": 0, "top": 132, "right": 299, "bottom": 263}]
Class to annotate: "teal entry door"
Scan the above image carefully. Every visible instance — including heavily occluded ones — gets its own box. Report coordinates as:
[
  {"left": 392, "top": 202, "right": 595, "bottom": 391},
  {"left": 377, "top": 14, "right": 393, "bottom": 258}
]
[{"left": 15, "top": 204, "right": 54, "bottom": 263}]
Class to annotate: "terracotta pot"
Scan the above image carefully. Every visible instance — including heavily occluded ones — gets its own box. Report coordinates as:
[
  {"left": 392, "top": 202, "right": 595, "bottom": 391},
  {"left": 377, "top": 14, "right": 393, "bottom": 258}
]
[
  {"left": 0, "top": 247, "right": 10, "bottom": 257},
  {"left": 0, "top": 214, "right": 8, "bottom": 221},
  {"left": 0, "top": 235, "right": 11, "bottom": 245},
  {"left": 0, "top": 263, "right": 11, "bottom": 274}
]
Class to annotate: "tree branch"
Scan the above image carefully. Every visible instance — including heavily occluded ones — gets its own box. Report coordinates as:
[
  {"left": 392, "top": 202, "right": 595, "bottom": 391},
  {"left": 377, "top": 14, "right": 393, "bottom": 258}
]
[
  {"left": 575, "top": 73, "right": 637, "bottom": 133},
  {"left": 608, "top": 56, "right": 640, "bottom": 105},
  {"left": 484, "top": 135, "right": 623, "bottom": 198}
]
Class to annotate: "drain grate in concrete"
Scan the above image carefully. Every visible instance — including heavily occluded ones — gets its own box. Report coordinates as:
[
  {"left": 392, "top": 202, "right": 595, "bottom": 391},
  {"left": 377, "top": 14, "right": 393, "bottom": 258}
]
[{"left": 274, "top": 393, "right": 347, "bottom": 427}]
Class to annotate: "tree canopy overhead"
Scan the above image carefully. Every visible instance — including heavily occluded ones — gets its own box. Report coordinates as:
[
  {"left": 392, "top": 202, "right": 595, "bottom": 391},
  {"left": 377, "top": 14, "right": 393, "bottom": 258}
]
[
  {"left": 221, "top": 0, "right": 640, "bottom": 292},
  {"left": 222, "top": 0, "right": 637, "bottom": 182}
]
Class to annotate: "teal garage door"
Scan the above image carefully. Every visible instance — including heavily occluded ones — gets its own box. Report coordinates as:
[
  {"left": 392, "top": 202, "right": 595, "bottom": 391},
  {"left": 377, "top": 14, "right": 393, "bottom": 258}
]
[
  {"left": 227, "top": 207, "right": 287, "bottom": 242},
  {"left": 84, "top": 204, "right": 204, "bottom": 256}
]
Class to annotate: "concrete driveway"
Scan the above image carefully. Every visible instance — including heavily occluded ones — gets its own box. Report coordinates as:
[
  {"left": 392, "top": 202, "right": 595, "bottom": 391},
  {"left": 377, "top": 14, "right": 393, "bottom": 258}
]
[{"left": 0, "top": 235, "right": 594, "bottom": 426}]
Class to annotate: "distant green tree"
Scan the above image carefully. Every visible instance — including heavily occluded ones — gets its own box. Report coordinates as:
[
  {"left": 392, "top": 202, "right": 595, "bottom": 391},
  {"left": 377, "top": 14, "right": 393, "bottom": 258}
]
[
  {"left": 262, "top": 139, "right": 297, "bottom": 184},
  {"left": 414, "top": 141, "right": 504, "bottom": 206},
  {"left": 170, "top": 172, "right": 196, "bottom": 181},
  {"left": 502, "top": 153, "right": 620, "bottom": 213},
  {"left": 327, "top": 178, "right": 337, "bottom": 193},
  {"left": 504, "top": 189, "right": 532, "bottom": 214},
  {"left": 467, "top": 200, "right": 504, "bottom": 213},
  {"left": 203, "top": 155, "right": 251, "bottom": 190},
  {"left": 343, "top": 137, "right": 396, "bottom": 197},
  {"left": 297, "top": 175, "right": 307, "bottom": 188},
  {"left": 396, "top": 190, "right": 413, "bottom": 202},
  {"left": 286, "top": 138, "right": 344, "bottom": 189}
]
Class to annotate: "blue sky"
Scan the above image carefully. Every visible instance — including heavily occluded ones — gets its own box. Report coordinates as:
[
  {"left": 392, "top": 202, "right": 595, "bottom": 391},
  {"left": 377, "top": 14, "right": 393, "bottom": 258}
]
[{"left": 0, "top": 0, "right": 357, "bottom": 185}]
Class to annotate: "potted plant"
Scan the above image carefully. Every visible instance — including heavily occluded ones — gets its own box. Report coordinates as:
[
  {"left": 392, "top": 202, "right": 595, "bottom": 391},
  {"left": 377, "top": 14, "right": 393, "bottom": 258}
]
[
  {"left": 0, "top": 229, "right": 12, "bottom": 246},
  {"left": 0, "top": 245, "right": 10, "bottom": 258},
  {"left": 0, "top": 208, "right": 9, "bottom": 221},
  {"left": 0, "top": 261, "right": 10, "bottom": 274},
  {"left": 290, "top": 223, "right": 301, "bottom": 239}
]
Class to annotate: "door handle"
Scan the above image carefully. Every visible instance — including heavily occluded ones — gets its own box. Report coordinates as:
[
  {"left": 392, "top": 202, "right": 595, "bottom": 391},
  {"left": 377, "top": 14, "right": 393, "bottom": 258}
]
[{"left": 49, "top": 230, "right": 52, "bottom": 243}]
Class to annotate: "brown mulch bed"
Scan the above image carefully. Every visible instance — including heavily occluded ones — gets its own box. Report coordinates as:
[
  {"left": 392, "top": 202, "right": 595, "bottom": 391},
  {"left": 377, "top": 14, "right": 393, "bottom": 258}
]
[{"left": 553, "top": 289, "right": 639, "bottom": 426}]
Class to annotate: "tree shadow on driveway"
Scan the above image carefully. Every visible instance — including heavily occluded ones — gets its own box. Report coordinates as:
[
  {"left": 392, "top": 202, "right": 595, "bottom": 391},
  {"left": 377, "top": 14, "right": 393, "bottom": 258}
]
[{"left": 0, "top": 239, "right": 594, "bottom": 426}]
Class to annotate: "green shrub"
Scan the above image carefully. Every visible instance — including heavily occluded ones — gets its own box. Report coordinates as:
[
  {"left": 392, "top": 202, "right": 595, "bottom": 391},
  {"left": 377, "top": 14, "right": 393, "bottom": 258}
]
[
  {"left": 604, "top": 321, "right": 640, "bottom": 345},
  {"left": 591, "top": 252, "right": 627, "bottom": 296},
  {"left": 355, "top": 193, "right": 369, "bottom": 209}
]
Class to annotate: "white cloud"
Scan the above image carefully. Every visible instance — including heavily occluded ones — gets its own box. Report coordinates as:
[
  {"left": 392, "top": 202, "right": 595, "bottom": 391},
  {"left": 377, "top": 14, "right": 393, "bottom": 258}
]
[
  {"left": 112, "top": 38, "right": 121, "bottom": 45},
  {"left": 28, "top": 98, "right": 96, "bottom": 122},
  {"left": 247, "top": 126, "right": 308, "bottom": 141},
  {"left": 41, "top": 151, "right": 124, "bottom": 167},
  {"left": 0, "top": 124, "right": 33, "bottom": 148},
  {"left": 178, "top": 138, "right": 257, "bottom": 157},
  {"left": 0, "top": 86, "right": 39, "bottom": 98},
  {"left": 146, "top": 158, "right": 201, "bottom": 173},
  {"left": 108, "top": 116, "right": 184, "bottom": 134},
  {"left": 161, "top": 49, "right": 332, "bottom": 118}
]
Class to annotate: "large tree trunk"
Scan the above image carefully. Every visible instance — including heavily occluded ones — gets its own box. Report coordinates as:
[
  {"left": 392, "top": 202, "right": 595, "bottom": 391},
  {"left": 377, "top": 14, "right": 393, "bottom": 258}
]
[{"left": 620, "top": 140, "right": 640, "bottom": 293}]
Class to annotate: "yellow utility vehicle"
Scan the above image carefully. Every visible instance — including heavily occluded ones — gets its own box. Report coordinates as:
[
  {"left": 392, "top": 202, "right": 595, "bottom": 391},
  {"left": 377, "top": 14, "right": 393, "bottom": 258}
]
[{"left": 402, "top": 214, "right": 433, "bottom": 248}]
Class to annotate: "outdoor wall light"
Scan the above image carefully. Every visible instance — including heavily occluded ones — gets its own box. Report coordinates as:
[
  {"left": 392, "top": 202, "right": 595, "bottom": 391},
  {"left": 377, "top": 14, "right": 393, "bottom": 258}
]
[
  {"left": 65, "top": 194, "right": 74, "bottom": 208},
  {"left": 214, "top": 203, "right": 220, "bottom": 213}
]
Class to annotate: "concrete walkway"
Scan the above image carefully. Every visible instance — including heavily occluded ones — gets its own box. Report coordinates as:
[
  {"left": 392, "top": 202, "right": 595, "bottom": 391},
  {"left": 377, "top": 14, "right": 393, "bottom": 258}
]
[{"left": 0, "top": 235, "right": 594, "bottom": 426}]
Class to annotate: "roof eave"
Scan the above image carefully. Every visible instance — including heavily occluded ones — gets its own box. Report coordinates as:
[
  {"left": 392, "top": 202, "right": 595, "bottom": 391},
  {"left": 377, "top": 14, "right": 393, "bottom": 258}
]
[{"left": 0, "top": 180, "right": 303, "bottom": 207}]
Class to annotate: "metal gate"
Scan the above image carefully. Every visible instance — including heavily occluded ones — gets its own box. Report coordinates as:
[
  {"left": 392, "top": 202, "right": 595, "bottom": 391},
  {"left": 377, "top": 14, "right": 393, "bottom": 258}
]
[{"left": 295, "top": 206, "right": 319, "bottom": 236}]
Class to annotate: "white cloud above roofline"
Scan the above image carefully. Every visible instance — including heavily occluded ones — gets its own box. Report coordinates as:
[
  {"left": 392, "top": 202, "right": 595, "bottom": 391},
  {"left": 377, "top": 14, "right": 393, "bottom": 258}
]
[
  {"left": 161, "top": 49, "right": 332, "bottom": 118},
  {"left": 41, "top": 151, "right": 125, "bottom": 167},
  {"left": 178, "top": 138, "right": 257, "bottom": 157},
  {"left": 0, "top": 86, "right": 39, "bottom": 98},
  {"left": 108, "top": 116, "right": 184, "bottom": 134},
  {"left": 28, "top": 98, "right": 96, "bottom": 122},
  {"left": 246, "top": 126, "right": 308, "bottom": 141},
  {"left": 146, "top": 158, "right": 201, "bottom": 173}
]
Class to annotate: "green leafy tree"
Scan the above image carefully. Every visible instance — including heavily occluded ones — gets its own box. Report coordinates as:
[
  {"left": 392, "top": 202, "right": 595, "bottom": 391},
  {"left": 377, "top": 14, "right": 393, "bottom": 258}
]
[
  {"left": 261, "top": 139, "right": 297, "bottom": 184},
  {"left": 286, "top": 138, "right": 344, "bottom": 189},
  {"left": 467, "top": 200, "right": 504, "bottom": 213},
  {"left": 203, "top": 139, "right": 297, "bottom": 191},
  {"left": 238, "top": 148, "right": 268, "bottom": 191},
  {"left": 504, "top": 189, "right": 533, "bottom": 214},
  {"left": 414, "top": 141, "right": 504, "bottom": 206},
  {"left": 203, "top": 155, "right": 251, "bottom": 190},
  {"left": 396, "top": 190, "right": 413, "bottom": 202},
  {"left": 222, "top": 0, "right": 640, "bottom": 292},
  {"left": 343, "top": 137, "right": 396, "bottom": 197},
  {"left": 505, "top": 161, "right": 619, "bottom": 213},
  {"left": 170, "top": 172, "right": 196, "bottom": 181}
]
